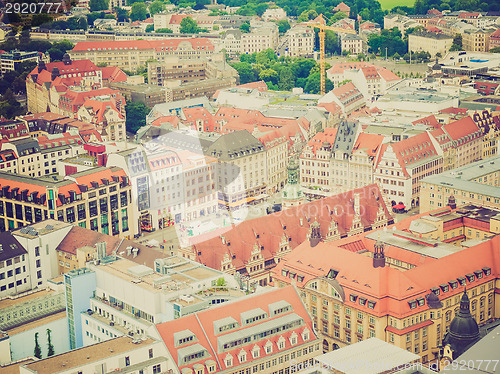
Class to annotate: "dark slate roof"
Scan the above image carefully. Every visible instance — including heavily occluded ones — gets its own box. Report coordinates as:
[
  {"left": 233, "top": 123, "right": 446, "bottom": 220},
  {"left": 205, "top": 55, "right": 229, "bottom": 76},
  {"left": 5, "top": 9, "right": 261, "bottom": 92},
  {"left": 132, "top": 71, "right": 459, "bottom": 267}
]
[
  {"left": 332, "top": 120, "right": 359, "bottom": 155},
  {"left": 10, "top": 138, "right": 40, "bottom": 155},
  {"left": 207, "top": 130, "right": 265, "bottom": 161},
  {"left": 151, "top": 130, "right": 216, "bottom": 155},
  {"left": 0, "top": 231, "right": 27, "bottom": 262}
]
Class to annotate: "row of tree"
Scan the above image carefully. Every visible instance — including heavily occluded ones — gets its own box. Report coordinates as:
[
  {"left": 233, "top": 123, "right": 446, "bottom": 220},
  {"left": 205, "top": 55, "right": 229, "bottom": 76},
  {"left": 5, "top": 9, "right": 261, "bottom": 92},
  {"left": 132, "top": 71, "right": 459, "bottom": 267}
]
[{"left": 231, "top": 49, "right": 333, "bottom": 94}]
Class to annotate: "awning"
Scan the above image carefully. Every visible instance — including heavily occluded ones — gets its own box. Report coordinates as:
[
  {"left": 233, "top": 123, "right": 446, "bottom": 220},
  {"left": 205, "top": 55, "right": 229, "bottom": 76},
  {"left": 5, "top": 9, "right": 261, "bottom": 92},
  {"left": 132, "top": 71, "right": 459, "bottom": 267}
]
[{"left": 393, "top": 204, "right": 405, "bottom": 209}]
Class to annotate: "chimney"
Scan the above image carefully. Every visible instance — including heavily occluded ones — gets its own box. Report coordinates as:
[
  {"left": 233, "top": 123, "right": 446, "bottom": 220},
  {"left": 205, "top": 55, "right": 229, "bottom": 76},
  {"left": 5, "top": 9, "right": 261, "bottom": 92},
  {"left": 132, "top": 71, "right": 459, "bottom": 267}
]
[
  {"left": 51, "top": 67, "right": 60, "bottom": 81},
  {"left": 448, "top": 195, "right": 457, "bottom": 210},
  {"left": 354, "top": 193, "right": 360, "bottom": 216},
  {"left": 309, "top": 220, "right": 321, "bottom": 247},
  {"left": 37, "top": 59, "right": 46, "bottom": 73},
  {"left": 373, "top": 240, "right": 385, "bottom": 268}
]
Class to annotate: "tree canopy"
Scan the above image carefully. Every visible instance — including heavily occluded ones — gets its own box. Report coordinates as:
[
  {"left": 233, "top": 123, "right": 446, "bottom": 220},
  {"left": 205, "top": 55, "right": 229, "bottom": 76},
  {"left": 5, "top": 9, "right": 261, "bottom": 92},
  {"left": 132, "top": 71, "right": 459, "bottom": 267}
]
[
  {"left": 130, "top": 2, "right": 148, "bottom": 21},
  {"left": 89, "top": 0, "right": 109, "bottom": 12},
  {"left": 126, "top": 101, "right": 150, "bottom": 134},
  {"left": 149, "top": 1, "right": 165, "bottom": 15}
]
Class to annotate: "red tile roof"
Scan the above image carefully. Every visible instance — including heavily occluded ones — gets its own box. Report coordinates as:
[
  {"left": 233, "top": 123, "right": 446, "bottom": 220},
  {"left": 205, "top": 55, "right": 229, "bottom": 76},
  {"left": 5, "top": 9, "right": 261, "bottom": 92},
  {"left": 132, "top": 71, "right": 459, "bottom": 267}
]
[
  {"left": 353, "top": 132, "right": 384, "bottom": 157},
  {"left": 333, "top": 1, "right": 350, "bottom": 12},
  {"left": 151, "top": 115, "right": 180, "bottom": 128},
  {"left": 56, "top": 226, "right": 121, "bottom": 255},
  {"left": 100, "top": 66, "right": 127, "bottom": 84},
  {"left": 439, "top": 107, "right": 468, "bottom": 115},
  {"left": 304, "top": 128, "right": 337, "bottom": 155},
  {"left": 330, "top": 82, "right": 363, "bottom": 105},
  {"left": 193, "top": 184, "right": 391, "bottom": 272},
  {"left": 412, "top": 114, "right": 440, "bottom": 129},
  {"left": 155, "top": 286, "right": 317, "bottom": 373},
  {"left": 327, "top": 62, "right": 400, "bottom": 82},
  {"left": 81, "top": 98, "right": 124, "bottom": 124},
  {"left": 71, "top": 38, "right": 215, "bottom": 52},
  {"left": 441, "top": 116, "right": 481, "bottom": 144}
]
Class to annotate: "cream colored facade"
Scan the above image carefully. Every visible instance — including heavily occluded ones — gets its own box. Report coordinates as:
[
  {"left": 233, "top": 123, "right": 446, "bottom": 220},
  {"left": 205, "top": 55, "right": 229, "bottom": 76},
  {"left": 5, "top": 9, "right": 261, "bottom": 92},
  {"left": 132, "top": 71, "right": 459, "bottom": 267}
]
[
  {"left": 263, "top": 136, "right": 288, "bottom": 194},
  {"left": 287, "top": 26, "right": 315, "bottom": 57},
  {"left": 77, "top": 104, "right": 126, "bottom": 142},
  {"left": 408, "top": 33, "right": 453, "bottom": 57},
  {"left": 68, "top": 41, "right": 215, "bottom": 71},
  {"left": 420, "top": 157, "right": 500, "bottom": 213},
  {"left": 331, "top": 149, "right": 375, "bottom": 193},
  {"left": 462, "top": 29, "right": 492, "bottom": 52},
  {"left": 241, "top": 27, "right": 279, "bottom": 54}
]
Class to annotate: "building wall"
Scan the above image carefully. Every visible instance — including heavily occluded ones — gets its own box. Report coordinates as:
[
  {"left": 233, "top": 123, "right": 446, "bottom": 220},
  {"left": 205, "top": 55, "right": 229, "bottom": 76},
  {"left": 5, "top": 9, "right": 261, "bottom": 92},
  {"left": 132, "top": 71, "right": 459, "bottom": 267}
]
[
  {"left": 0, "top": 253, "right": 31, "bottom": 297},
  {"left": 463, "top": 30, "right": 491, "bottom": 52},
  {"left": 9, "top": 314, "right": 69, "bottom": 361},
  {"left": 287, "top": 27, "right": 315, "bottom": 57},
  {"left": 408, "top": 34, "right": 453, "bottom": 57}
]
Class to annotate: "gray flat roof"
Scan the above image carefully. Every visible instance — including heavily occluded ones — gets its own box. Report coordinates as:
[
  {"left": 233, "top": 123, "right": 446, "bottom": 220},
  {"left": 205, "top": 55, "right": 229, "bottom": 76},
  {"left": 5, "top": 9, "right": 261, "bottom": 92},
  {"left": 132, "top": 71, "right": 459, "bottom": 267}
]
[
  {"left": 315, "top": 337, "right": 420, "bottom": 374},
  {"left": 366, "top": 229, "right": 463, "bottom": 259}
]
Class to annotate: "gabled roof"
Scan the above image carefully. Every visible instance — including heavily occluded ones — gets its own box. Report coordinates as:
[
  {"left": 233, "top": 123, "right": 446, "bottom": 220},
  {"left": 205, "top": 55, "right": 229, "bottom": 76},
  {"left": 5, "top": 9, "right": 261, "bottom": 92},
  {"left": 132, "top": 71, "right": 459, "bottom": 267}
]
[
  {"left": 439, "top": 107, "right": 468, "bottom": 115},
  {"left": 441, "top": 116, "right": 481, "bottom": 145},
  {"left": 193, "top": 184, "right": 391, "bottom": 271},
  {"left": 100, "top": 66, "right": 127, "bottom": 83},
  {"left": 56, "top": 226, "right": 121, "bottom": 256},
  {"left": 330, "top": 82, "right": 363, "bottom": 106},
  {"left": 81, "top": 98, "right": 124, "bottom": 124},
  {"left": 156, "top": 286, "right": 316, "bottom": 372},
  {"left": 412, "top": 114, "right": 440, "bottom": 129},
  {"left": 303, "top": 128, "right": 337, "bottom": 155},
  {"left": 353, "top": 132, "right": 384, "bottom": 157},
  {"left": 0, "top": 231, "right": 27, "bottom": 262}
]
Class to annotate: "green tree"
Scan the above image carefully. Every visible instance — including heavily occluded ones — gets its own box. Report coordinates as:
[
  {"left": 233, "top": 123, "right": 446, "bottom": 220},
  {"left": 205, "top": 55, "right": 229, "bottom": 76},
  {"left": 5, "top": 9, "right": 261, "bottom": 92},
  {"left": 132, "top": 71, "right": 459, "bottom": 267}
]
[
  {"left": 278, "top": 66, "right": 295, "bottom": 91},
  {"left": 115, "top": 7, "right": 130, "bottom": 22},
  {"left": 156, "top": 28, "right": 173, "bottom": 33},
  {"left": 34, "top": 332, "right": 42, "bottom": 359},
  {"left": 130, "top": 2, "right": 148, "bottom": 21},
  {"left": 89, "top": 0, "right": 109, "bottom": 12},
  {"left": 47, "top": 329, "right": 54, "bottom": 357},
  {"left": 180, "top": 17, "right": 198, "bottom": 33},
  {"left": 145, "top": 24, "right": 154, "bottom": 32},
  {"left": 31, "top": 14, "right": 53, "bottom": 27},
  {"left": 490, "top": 47, "right": 500, "bottom": 53},
  {"left": 277, "top": 19, "right": 290, "bottom": 33},
  {"left": 259, "top": 68, "right": 278, "bottom": 85},
  {"left": 126, "top": 101, "right": 149, "bottom": 134},
  {"left": 450, "top": 34, "right": 463, "bottom": 51},
  {"left": 149, "top": 0, "right": 165, "bottom": 15},
  {"left": 298, "top": 9, "right": 318, "bottom": 22},
  {"left": 304, "top": 72, "right": 333, "bottom": 94},
  {"left": 239, "top": 22, "right": 250, "bottom": 33},
  {"left": 231, "top": 62, "right": 257, "bottom": 84}
]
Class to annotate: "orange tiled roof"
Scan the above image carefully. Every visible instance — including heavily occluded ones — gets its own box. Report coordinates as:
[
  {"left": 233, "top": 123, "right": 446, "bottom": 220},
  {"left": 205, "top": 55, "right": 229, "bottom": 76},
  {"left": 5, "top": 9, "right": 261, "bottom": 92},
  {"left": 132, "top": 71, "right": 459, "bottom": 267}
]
[
  {"left": 353, "top": 132, "right": 383, "bottom": 157},
  {"left": 412, "top": 114, "right": 440, "bottom": 129},
  {"left": 441, "top": 116, "right": 481, "bottom": 144},
  {"left": 156, "top": 286, "right": 316, "bottom": 372},
  {"left": 304, "top": 128, "right": 337, "bottom": 155},
  {"left": 71, "top": 38, "right": 215, "bottom": 52}
]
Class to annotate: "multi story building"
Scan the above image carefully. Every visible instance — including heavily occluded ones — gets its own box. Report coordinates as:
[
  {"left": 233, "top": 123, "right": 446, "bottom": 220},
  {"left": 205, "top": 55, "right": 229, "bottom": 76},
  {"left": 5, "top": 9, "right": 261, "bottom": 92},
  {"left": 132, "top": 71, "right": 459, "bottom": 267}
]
[
  {"left": 272, "top": 203, "right": 499, "bottom": 362},
  {"left": 0, "top": 50, "right": 48, "bottom": 74},
  {"left": 0, "top": 166, "right": 133, "bottom": 236},
  {"left": 340, "top": 33, "right": 363, "bottom": 55},
  {"left": 108, "top": 82, "right": 167, "bottom": 108},
  {"left": 81, "top": 256, "right": 242, "bottom": 347},
  {"left": 0, "top": 232, "right": 31, "bottom": 297},
  {"left": 326, "top": 62, "right": 401, "bottom": 99},
  {"left": 489, "top": 28, "right": 500, "bottom": 50},
  {"left": 182, "top": 184, "right": 393, "bottom": 286},
  {"left": 375, "top": 131, "right": 443, "bottom": 209},
  {"left": 318, "top": 82, "right": 366, "bottom": 117},
  {"left": 208, "top": 130, "right": 268, "bottom": 210},
  {"left": 408, "top": 31, "right": 453, "bottom": 57},
  {"left": 155, "top": 286, "right": 322, "bottom": 374},
  {"left": 462, "top": 28, "right": 494, "bottom": 52},
  {"left": 420, "top": 155, "right": 500, "bottom": 212},
  {"left": 286, "top": 26, "right": 315, "bottom": 57},
  {"left": 69, "top": 39, "right": 216, "bottom": 71},
  {"left": 0, "top": 120, "right": 30, "bottom": 141},
  {"left": 18, "top": 336, "right": 171, "bottom": 374},
  {"left": 241, "top": 26, "right": 279, "bottom": 54},
  {"left": 471, "top": 109, "right": 500, "bottom": 160},
  {"left": 258, "top": 131, "right": 288, "bottom": 194},
  {"left": 262, "top": 7, "right": 287, "bottom": 21},
  {"left": 77, "top": 98, "right": 126, "bottom": 141}
]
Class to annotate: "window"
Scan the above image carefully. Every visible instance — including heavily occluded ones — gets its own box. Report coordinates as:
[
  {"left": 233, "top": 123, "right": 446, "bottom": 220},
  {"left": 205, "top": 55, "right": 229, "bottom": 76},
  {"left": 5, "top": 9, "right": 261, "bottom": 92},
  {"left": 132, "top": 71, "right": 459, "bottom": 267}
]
[
  {"left": 149, "top": 348, "right": 153, "bottom": 359},
  {"left": 125, "top": 356, "right": 130, "bottom": 366},
  {"left": 153, "top": 364, "right": 161, "bottom": 374}
]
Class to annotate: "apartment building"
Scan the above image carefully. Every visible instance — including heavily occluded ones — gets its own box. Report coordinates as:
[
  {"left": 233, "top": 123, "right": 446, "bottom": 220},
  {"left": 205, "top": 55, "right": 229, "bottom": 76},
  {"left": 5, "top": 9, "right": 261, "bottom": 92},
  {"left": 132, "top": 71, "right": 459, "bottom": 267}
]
[
  {"left": 241, "top": 27, "right": 279, "bottom": 54},
  {"left": 77, "top": 98, "right": 126, "bottom": 141},
  {"left": 18, "top": 336, "right": 172, "bottom": 374},
  {"left": 326, "top": 62, "right": 400, "bottom": 98},
  {"left": 0, "top": 232, "right": 31, "bottom": 297},
  {"left": 155, "top": 286, "right": 321, "bottom": 374},
  {"left": 208, "top": 130, "right": 267, "bottom": 210},
  {"left": 262, "top": 7, "right": 287, "bottom": 21},
  {"left": 0, "top": 50, "right": 48, "bottom": 74},
  {"left": 375, "top": 131, "right": 443, "bottom": 209},
  {"left": 81, "top": 256, "right": 241, "bottom": 347},
  {"left": 489, "top": 28, "right": 500, "bottom": 50},
  {"left": 408, "top": 31, "right": 453, "bottom": 57},
  {"left": 420, "top": 155, "right": 500, "bottom": 212},
  {"left": 258, "top": 131, "right": 288, "bottom": 194},
  {"left": 68, "top": 39, "right": 216, "bottom": 71},
  {"left": 340, "top": 33, "right": 363, "bottom": 55},
  {"left": 318, "top": 82, "right": 366, "bottom": 117},
  {"left": 272, "top": 204, "right": 498, "bottom": 362},
  {"left": 0, "top": 167, "right": 133, "bottom": 236},
  {"left": 471, "top": 109, "right": 500, "bottom": 159},
  {"left": 462, "top": 28, "right": 494, "bottom": 52},
  {"left": 286, "top": 26, "right": 315, "bottom": 58},
  {"left": 429, "top": 116, "right": 483, "bottom": 171},
  {"left": 182, "top": 184, "right": 393, "bottom": 287}
]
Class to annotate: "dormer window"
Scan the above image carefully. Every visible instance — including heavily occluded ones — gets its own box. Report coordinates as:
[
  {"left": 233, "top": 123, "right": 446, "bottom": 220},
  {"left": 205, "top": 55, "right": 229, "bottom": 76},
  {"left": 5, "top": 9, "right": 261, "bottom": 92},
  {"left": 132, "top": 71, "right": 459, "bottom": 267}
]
[
  {"left": 350, "top": 294, "right": 358, "bottom": 302},
  {"left": 482, "top": 267, "right": 491, "bottom": 276},
  {"left": 474, "top": 270, "right": 483, "bottom": 279},
  {"left": 238, "top": 350, "right": 247, "bottom": 363},
  {"left": 302, "top": 328, "right": 310, "bottom": 341},
  {"left": 439, "top": 284, "right": 449, "bottom": 293},
  {"left": 457, "top": 276, "right": 466, "bottom": 286},
  {"left": 431, "top": 287, "right": 440, "bottom": 296},
  {"left": 449, "top": 280, "right": 458, "bottom": 289},
  {"left": 367, "top": 301, "right": 376, "bottom": 309},
  {"left": 264, "top": 340, "right": 273, "bottom": 354},
  {"left": 251, "top": 345, "right": 260, "bottom": 359},
  {"left": 408, "top": 300, "right": 417, "bottom": 309},
  {"left": 359, "top": 297, "right": 367, "bottom": 306},
  {"left": 225, "top": 354, "right": 233, "bottom": 368},
  {"left": 466, "top": 273, "right": 475, "bottom": 282},
  {"left": 417, "top": 297, "right": 425, "bottom": 306}
]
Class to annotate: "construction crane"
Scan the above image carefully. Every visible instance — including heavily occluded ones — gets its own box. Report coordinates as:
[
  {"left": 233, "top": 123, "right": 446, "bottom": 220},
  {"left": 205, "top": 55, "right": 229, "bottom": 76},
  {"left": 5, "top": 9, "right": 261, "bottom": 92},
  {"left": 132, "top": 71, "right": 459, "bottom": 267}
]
[{"left": 305, "top": 14, "right": 357, "bottom": 95}]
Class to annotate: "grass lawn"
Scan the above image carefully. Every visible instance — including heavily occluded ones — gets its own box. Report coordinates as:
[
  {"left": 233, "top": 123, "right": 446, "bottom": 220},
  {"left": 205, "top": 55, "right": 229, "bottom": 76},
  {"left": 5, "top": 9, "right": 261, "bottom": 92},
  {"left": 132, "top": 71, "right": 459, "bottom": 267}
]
[{"left": 378, "top": 0, "right": 414, "bottom": 10}]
